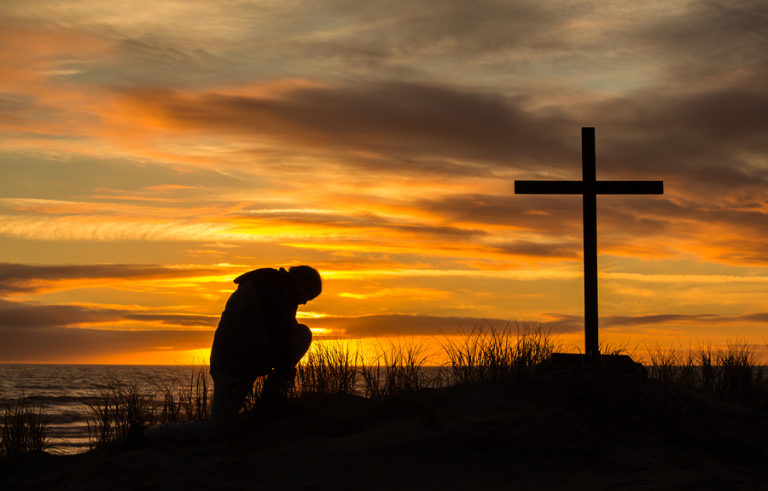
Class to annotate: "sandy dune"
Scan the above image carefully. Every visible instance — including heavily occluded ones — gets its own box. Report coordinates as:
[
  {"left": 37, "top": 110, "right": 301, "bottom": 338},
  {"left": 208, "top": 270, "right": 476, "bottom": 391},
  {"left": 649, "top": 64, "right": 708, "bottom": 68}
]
[{"left": 3, "top": 368, "right": 767, "bottom": 490}]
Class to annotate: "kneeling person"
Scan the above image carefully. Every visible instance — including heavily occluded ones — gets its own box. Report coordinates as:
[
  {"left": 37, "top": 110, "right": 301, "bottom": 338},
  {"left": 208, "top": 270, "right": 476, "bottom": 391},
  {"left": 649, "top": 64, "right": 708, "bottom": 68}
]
[{"left": 145, "top": 265, "right": 322, "bottom": 442}]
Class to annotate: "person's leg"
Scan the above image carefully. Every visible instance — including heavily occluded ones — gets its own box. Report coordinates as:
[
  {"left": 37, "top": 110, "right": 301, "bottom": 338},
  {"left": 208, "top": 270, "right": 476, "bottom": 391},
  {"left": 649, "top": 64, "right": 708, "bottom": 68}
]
[
  {"left": 143, "top": 417, "right": 216, "bottom": 443},
  {"left": 144, "top": 371, "right": 254, "bottom": 443},
  {"left": 263, "top": 323, "right": 312, "bottom": 396},
  {"left": 288, "top": 323, "right": 313, "bottom": 366},
  {"left": 208, "top": 371, "right": 255, "bottom": 436}
]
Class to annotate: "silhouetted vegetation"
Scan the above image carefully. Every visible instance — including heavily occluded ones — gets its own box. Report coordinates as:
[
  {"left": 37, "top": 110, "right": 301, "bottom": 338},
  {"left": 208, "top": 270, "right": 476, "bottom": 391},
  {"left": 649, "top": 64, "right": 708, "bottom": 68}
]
[
  {"left": 295, "top": 342, "right": 357, "bottom": 396},
  {"left": 360, "top": 340, "right": 432, "bottom": 398},
  {"left": 443, "top": 322, "right": 554, "bottom": 384},
  {"left": 86, "top": 366, "right": 212, "bottom": 449},
  {"left": 158, "top": 366, "right": 211, "bottom": 423},
  {"left": 646, "top": 341, "right": 767, "bottom": 409},
  {"left": 0, "top": 396, "right": 48, "bottom": 456},
  {"left": 86, "top": 382, "right": 155, "bottom": 449},
  {"left": 9, "top": 332, "right": 768, "bottom": 455}
]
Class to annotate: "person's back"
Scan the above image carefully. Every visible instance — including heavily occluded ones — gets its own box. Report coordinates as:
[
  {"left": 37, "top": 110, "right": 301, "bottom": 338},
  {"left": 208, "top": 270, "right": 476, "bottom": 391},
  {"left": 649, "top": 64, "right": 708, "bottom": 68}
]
[
  {"left": 142, "top": 265, "right": 322, "bottom": 444},
  {"left": 210, "top": 267, "right": 293, "bottom": 379}
]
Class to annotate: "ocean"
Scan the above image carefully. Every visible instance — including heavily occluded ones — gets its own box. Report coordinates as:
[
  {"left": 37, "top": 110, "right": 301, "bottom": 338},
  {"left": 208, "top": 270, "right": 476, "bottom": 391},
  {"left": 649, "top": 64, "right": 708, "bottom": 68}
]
[
  {"left": 0, "top": 364, "right": 211, "bottom": 455},
  {"left": 1, "top": 363, "right": 443, "bottom": 455}
]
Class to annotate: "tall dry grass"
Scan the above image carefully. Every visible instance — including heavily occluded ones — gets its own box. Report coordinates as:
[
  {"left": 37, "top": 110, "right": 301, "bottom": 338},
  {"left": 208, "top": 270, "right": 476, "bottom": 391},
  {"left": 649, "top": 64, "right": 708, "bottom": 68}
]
[
  {"left": 86, "top": 365, "right": 212, "bottom": 449},
  {"left": 158, "top": 365, "right": 211, "bottom": 422},
  {"left": 360, "top": 341, "right": 432, "bottom": 399},
  {"left": 295, "top": 342, "right": 358, "bottom": 396},
  {"left": 74, "top": 329, "right": 763, "bottom": 451},
  {"left": 716, "top": 341, "right": 762, "bottom": 403},
  {"left": 1, "top": 396, "right": 48, "bottom": 456},
  {"left": 646, "top": 340, "right": 767, "bottom": 409},
  {"left": 86, "top": 382, "right": 155, "bottom": 448},
  {"left": 442, "top": 322, "right": 554, "bottom": 384}
]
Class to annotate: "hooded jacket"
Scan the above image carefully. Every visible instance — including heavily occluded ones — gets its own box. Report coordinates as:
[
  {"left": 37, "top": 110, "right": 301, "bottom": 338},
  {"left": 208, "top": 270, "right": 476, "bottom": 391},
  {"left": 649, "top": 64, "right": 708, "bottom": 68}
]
[{"left": 209, "top": 268, "right": 298, "bottom": 378}]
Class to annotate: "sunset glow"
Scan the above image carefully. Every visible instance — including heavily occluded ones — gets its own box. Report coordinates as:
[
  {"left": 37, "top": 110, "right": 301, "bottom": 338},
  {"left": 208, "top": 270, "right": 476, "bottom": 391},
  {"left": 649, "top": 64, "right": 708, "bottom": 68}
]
[{"left": 1, "top": 1, "right": 767, "bottom": 364}]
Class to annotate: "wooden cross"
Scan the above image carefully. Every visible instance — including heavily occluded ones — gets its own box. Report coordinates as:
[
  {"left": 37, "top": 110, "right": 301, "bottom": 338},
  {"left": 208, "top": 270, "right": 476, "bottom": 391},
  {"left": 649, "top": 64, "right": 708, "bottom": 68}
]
[{"left": 515, "top": 127, "right": 663, "bottom": 356}]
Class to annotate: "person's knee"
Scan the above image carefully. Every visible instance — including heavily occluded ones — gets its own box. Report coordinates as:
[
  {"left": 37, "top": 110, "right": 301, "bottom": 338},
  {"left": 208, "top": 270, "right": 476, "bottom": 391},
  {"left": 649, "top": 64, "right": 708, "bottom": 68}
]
[
  {"left": 298, "top": 322, "right": 312, "bottom": 341},
  {"left": 297, "top": 323, "right": 312, "bottom": 352}
]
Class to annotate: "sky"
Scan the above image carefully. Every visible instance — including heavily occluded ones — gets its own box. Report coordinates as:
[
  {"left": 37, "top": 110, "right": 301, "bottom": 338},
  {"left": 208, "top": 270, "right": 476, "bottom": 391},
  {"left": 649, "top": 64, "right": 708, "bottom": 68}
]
[{"left": 1, "top": 0, "right": 767, "bottom": 364}]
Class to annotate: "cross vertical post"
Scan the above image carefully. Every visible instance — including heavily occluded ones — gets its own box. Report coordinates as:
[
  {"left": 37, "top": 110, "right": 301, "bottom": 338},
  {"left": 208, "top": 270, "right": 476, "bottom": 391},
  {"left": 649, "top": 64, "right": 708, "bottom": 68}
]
[
  {"left": 514, "top": 127, "right": 663, "bottom": 357},
  {"left": 582, "top": 128, "right": 598, "bottom": 356}
]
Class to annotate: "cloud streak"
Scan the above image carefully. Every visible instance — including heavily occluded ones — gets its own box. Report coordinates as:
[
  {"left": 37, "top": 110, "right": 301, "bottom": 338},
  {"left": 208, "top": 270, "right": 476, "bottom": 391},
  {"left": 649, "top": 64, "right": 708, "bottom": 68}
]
[
  {"left": 0, "top": 325, "right": 213, "bottom": 362},
  {"left": 0, "top": 262, "right": 222, "bottom": 294},
  {"left": 117, "top": 82, "right": 575, "bottom": 172},
  {"left": 0, "top": 299, "right": 217, "bottom": 329}
]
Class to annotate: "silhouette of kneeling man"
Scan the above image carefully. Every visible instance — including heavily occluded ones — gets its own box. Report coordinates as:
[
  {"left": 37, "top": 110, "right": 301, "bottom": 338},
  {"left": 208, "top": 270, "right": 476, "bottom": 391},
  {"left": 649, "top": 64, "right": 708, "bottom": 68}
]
[{"left": 144, "top": 265, "right": 322, "bottom": 443}]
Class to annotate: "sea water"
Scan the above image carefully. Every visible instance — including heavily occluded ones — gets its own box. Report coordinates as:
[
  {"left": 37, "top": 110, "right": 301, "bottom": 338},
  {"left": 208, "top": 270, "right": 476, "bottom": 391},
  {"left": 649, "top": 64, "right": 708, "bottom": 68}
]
[
  {"left": 0, "top": 364, "right": 437, "bottom": 455},
  {"left": 0, "top": 364, "right": 209, "bottom": 454},
  {"left": 1, "top": 364, "right": 451, "bottom": 454}
]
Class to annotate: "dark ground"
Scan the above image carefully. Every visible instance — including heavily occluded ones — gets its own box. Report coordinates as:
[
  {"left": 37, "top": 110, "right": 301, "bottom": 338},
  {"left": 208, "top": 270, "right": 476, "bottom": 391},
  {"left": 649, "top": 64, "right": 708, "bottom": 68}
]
[{"left": 2, "top": 367, "right": 767, "bottom": 490}]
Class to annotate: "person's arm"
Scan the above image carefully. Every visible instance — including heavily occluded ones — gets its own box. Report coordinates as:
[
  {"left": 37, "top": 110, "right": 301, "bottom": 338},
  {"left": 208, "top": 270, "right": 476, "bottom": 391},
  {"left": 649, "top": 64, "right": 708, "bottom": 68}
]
[
  {"left": 242, "top": 268, "right": 299, "bottom": 381},
  {"left": 268, "top": 316, "right": 291, "bottom": 365},
  {"left": 259, "top": 275, "right": 298, "bottom": 371}
]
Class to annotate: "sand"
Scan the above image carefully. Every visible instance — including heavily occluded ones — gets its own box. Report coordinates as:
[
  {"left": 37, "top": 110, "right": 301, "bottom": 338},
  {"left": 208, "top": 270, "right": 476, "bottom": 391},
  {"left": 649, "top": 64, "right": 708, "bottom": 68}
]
[{"left": 2, "top": 368, "right": 767, "bottom": 490}]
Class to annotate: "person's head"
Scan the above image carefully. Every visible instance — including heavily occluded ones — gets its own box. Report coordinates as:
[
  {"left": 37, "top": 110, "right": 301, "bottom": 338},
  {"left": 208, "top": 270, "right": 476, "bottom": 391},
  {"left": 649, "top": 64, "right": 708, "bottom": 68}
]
[{"left": 287, "top": 265, "right": 322, "bottom": 305}]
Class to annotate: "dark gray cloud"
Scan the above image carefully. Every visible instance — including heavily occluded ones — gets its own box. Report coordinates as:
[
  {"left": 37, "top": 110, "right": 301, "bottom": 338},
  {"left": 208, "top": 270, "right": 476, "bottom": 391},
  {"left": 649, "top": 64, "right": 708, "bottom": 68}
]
[
  {"left": 126, "top": 74, "right": 768, "bottom": 201},
  {"left": 0, "top": 299, "right": 118, "bottom": 329},
  {"left": 5, "top": 304, "right": 766, "bottom": 361},
  {"left": 417, "top": 192, "right": 670, "bottom": 256},
  {"left": 290, "top": 0, "right": 578, "bottom": 66},
  {"left": 123, "top": 313, "right": 217, "bottom": 327},
  {"left": 0, "top": 262, "right": 220, "bottom": 293},
  {"left": 639, "top": 0, "right": 768, "bottom": 81},
  {"left": 0, "top": 298, "right": 218, "bottom": 361},
  {"left": 237, "top": 208, "right": 485, "bottom": 239},
  {"left": 309, "top": 313, "right": 582, "bottom": 337},
  {"left": 417, "top": 194, "right": 581, "bottom": 229},
  {"left": 125, "top": 82, "right": 575, "bottom": 172},
  {"left": 602, "top": 312, "right": 768, "bottom": 328},
  {"left": 594, "top": 86, "right": 768, "bottom": 186},
  {"left": 602, "top": 313, "right": 719, "bottom": 328},
  {"left": 0, "top": 299, "right": 215, "bottom": 329},
  {"left": 0, "top": 325, "right": 213, "bottom": 362},
  {"left": 742, "top": 313, "right": 768, "bottom": 323},
  {"left": 494, "top": 240, "right": 580, "bottom": 259},
  {"left": 16, "top": 0, "right": 584, "bottom": 88}
]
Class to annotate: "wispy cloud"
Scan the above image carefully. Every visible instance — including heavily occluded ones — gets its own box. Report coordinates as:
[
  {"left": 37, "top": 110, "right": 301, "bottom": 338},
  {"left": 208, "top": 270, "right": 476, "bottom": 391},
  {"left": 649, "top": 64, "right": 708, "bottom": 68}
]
[
  {"left": 114, "top": 82, "right": 575, "bottom": 171},
  {"left": 0, "top": 298, "right": 217, "bottom": 329},
  {"left": 0, "top": 324, "right": 213, "bottom": 362},
  {"left": 602, "top": 312, "right": 768, "bottom": 328},
  {"left": 0, "top": 262, "right": 222, "bottom": 294}
]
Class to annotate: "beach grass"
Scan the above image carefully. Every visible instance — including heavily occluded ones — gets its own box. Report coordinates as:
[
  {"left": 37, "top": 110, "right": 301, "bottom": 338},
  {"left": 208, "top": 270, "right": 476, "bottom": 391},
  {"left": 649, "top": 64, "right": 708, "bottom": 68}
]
[
  {"left": 158, "top": 365, "right": 211, "bottom": 422},
  {"left": 85, "top": 382, "right": 155, "bottom": 448},
  {"left": 6, "top": 356, "right": 768, "bottom": 490},
  {"left": 86, "top": 365, "right": 213, "bottom": 449},
  {"left": 295, "top": 342, "right": 358, "bottom": 396},
  {"left": 18, "top": 331, "right": 766, "bottom": 453},
  {"left": 360, "top": 340, "right": 432, "bottom": 399},
  {"left": 442, "top": 322, "right": 555, "bottom": 384},
  {"left": 0, "top": 396, "right": 48, "bottom": 456},
  {"left": 646, "top": 341, "right": 767, "bottom": 409}
]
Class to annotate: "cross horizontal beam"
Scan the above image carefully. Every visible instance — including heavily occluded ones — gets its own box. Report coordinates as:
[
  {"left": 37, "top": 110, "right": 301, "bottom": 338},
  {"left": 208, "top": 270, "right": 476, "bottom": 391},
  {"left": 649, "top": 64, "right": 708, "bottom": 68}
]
[{"left": 514, "top": 180, "right": 663, "bottom": 195}]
